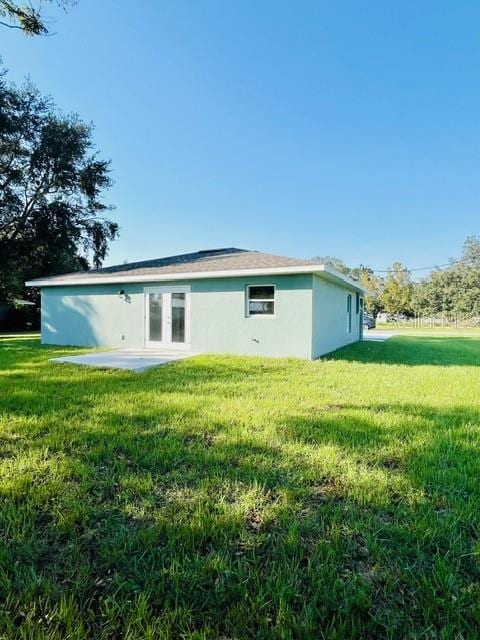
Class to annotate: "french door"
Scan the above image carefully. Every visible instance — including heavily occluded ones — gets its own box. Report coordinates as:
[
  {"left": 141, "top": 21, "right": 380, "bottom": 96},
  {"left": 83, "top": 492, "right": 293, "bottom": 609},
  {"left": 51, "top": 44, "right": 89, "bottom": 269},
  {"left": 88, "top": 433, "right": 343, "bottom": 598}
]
[{"left": 144, "top": 286, "right": 191, "bottom": 349}]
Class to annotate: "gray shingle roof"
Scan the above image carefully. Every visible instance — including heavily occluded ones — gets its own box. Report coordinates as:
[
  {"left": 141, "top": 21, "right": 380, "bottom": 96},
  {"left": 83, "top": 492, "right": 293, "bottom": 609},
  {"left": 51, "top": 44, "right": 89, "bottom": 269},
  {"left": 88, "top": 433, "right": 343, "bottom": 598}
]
[
  {"left": 38, "top": 248, "right": 319, "bottom": 282},
  {"left": 25, "top": 248, "right": 366, "bottom": 292}
]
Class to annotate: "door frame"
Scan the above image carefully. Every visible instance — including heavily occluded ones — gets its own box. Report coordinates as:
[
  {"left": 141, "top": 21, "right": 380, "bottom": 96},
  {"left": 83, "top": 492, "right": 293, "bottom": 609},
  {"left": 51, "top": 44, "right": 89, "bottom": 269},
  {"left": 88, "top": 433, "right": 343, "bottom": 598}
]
[{"left": 144, "top": 285, "right": 191, "bottom": 350}]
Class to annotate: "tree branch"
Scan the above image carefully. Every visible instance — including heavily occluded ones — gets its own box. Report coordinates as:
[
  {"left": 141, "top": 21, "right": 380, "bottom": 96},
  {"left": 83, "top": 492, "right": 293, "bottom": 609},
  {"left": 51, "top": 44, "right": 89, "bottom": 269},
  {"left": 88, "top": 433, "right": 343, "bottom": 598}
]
[
  {"left": 0, "top": 19, "right": 22, "bottom": 29},
  {"left": 6, "top": 170, "right": 53, "bottom": 244}
]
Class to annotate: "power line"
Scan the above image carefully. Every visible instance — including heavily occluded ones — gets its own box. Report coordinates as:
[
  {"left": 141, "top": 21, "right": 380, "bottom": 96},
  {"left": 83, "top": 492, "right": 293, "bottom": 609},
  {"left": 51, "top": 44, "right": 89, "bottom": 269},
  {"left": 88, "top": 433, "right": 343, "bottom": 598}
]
[
  {"left": 373, "top": 263, "right": 451, "bottom": 273},
  {"left": 371, "top": 257, "right": 474, "bottom": 274}
]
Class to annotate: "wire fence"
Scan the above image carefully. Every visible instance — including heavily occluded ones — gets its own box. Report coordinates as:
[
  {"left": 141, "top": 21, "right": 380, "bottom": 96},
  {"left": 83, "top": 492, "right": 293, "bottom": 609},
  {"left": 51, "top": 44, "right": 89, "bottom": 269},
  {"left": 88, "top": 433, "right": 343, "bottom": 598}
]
[{"left": 379, "top": 315, "right": 480, "bottom": 328}]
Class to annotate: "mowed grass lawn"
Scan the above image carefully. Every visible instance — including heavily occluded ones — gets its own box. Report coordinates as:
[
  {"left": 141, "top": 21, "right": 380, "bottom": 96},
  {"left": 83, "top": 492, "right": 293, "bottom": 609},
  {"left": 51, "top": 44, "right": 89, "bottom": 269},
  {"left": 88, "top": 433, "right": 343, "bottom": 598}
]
[{"left": 1, "top": 336, "right": 480, "bottom": 639}]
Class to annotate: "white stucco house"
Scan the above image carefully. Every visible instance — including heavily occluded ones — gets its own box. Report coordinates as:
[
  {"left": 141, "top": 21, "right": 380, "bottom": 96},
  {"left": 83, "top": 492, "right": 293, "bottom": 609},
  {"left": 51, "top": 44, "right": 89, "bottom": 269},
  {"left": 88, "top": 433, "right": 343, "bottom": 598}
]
[{"left": 26, "top": 248, "right": 367, "bottom": 359}]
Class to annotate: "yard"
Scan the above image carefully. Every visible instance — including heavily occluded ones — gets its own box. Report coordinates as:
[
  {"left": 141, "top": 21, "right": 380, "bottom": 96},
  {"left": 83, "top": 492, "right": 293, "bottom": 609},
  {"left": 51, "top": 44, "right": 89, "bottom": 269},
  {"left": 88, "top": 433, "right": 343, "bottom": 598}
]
[{"left": 1, "top": 335, "right": 480, "bottom": 639}]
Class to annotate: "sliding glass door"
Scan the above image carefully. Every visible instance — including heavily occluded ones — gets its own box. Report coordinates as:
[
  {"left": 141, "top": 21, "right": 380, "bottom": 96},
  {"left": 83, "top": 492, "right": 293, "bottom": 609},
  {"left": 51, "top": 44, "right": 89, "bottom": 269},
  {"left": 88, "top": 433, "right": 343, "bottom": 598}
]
[{"left": 145, "top": 287, "right": 190, "bottom": 349}]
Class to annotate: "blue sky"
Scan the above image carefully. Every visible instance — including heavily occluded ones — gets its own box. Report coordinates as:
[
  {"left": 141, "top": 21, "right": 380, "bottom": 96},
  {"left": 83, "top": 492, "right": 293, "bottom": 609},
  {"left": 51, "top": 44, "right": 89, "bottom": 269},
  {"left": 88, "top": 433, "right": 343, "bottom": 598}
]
[{"left": 2, "top": 0, "right": 479, "bottom": 273}]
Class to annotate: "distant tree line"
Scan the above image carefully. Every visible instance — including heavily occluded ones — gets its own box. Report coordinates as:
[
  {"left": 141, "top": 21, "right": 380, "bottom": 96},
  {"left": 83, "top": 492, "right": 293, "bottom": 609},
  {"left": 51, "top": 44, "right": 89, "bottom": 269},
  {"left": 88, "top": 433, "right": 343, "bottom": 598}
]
[
  {"left": 314, "top": 236, "right": 480, "bottom": 321},
  {"left": 412, "top": 237, "right": 480, "bottom": 319}
]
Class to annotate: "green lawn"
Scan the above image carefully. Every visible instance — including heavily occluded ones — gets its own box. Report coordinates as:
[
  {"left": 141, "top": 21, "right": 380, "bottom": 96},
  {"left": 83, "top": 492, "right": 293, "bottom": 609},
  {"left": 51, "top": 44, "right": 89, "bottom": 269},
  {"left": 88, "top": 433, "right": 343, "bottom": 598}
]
[{"left": 1, "top": 336, "right": 480, "bottom": 639}]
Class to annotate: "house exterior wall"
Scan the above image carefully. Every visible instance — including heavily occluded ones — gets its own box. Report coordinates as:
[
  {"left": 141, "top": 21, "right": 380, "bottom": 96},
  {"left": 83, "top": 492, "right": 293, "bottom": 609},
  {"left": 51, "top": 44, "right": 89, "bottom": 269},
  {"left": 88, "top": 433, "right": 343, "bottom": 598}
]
[
  {"left": 311, "top": 274, "right": 361, "bottom": 358},
  {"left": 40, "top": 274, "right": 314, "bottom": 359}
]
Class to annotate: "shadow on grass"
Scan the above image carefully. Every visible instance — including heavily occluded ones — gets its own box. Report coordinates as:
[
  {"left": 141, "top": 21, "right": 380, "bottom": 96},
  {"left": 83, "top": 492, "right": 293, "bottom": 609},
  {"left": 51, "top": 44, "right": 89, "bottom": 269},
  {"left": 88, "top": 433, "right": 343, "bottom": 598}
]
[
  {"left": 3, "top": 404, "right": 480, "bottom": 637},
  {"left": 327, "top": 335, "right": 480, "bottom": 366},
  {"left": 1, "top": 338, "right": 480, "bottom": 638}
]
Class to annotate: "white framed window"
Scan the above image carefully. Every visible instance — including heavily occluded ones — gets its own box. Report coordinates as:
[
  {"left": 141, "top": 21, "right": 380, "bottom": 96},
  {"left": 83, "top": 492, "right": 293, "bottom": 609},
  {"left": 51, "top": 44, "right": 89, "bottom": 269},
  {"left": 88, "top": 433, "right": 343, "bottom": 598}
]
[
  {"left": 347, "top": 293, "right": 352, "bottom": 333},
  {"left": 246, "top": 284, "right": 275, "bottom": 317}
]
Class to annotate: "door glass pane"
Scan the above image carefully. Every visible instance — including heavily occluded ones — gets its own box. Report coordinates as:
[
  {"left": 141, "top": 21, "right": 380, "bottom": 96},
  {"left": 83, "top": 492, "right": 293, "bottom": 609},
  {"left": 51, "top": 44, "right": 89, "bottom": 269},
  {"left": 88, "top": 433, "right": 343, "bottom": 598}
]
[
  {"left": 171, "top": 293, "right": 185, "bottom": 343},
  {"left": 149, "top": 293, "right": 162, "bottom": 341}
]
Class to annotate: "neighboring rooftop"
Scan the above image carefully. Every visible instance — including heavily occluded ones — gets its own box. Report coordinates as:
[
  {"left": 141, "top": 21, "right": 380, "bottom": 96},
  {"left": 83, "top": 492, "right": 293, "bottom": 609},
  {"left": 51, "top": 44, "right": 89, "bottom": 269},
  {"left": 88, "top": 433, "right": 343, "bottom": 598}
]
[{"left": 25, "top": 247, "right": 366, "bottom": 291}]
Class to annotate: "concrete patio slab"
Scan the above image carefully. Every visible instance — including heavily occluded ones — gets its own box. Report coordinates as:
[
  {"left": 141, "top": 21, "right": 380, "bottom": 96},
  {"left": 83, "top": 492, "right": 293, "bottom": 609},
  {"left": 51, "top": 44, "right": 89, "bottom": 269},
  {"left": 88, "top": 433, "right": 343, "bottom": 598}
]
[
  {"left": 50, "top": 349, "right": 196, "bottom": 372},
  {"left": 363, "top": 331, "right": 395, "bottom": 342}
]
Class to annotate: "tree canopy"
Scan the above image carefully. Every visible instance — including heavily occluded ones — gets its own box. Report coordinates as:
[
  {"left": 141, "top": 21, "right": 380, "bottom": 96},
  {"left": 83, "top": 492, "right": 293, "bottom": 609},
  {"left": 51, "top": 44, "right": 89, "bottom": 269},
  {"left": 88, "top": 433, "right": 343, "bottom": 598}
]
[
  {"left": 413, "top": 236, "right": 480, "bottom": 319},
  {"left": 381, "top": 262, "right": 413, "bottom": 317},
  {"left": 0, "top": 1, "right": 73, "bottom": 35},
  {"left": 0, "top": 68, "right": 118, "bottom": 303}
]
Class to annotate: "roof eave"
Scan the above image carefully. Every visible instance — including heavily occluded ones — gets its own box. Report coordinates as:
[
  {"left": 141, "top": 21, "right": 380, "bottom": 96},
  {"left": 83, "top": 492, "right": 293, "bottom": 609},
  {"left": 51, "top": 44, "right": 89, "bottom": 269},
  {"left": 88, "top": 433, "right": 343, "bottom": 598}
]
[
  {"left": 26, "top": 264, "right": 367, "bottom": 293},
  {"left": 317, "top": 265, "right": 368, "bottom": 293}
]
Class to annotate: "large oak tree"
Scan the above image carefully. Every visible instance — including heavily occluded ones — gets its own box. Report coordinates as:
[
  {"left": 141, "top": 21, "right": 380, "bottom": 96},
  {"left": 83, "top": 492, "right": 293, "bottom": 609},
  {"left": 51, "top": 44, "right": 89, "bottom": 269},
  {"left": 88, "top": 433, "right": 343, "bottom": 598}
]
[{"left": 0, "top": 68, "right": 118, "bottom": 302}]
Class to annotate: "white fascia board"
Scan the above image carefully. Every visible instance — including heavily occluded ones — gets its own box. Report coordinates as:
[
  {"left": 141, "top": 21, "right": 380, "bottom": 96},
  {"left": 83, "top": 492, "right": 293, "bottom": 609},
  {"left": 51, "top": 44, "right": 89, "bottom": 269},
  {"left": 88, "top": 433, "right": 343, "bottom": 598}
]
[
  {"left": 26, "top": 263, "right": 368, "bottom": 293},
  {"left": 26, "top": 265, "right": 324, "bottom": 286}
]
